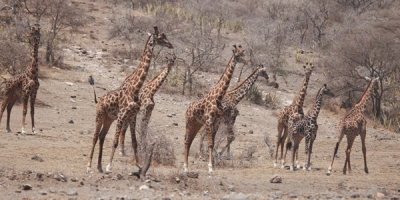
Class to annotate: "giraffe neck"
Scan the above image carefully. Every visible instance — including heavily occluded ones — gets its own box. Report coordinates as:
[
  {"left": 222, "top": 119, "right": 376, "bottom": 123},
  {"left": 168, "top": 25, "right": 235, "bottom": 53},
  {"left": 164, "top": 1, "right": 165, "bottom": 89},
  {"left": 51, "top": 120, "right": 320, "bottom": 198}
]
[
  {"left": 305, "top": 88, "right": 324, "bottom": 120},
  {"left": 120, "top": 35, "right": 154, "bottom": 100},
  {"left": 292, "top": 73, "right": 311, "bottom": 110},
  {"left": 225, "top": 67, "right": 261, "bottom": 105},
  {"left": 142, "top": 62, "right": 173, "bottom": 97},
  {"left": 26, "top": 33, "right": 40, "bottom": 79},
  {"left": 354, "top": 79, "right": 374, "bottom": 113},
  {"left": 206, "top": 56, "right": 237, "bottom": 104}
]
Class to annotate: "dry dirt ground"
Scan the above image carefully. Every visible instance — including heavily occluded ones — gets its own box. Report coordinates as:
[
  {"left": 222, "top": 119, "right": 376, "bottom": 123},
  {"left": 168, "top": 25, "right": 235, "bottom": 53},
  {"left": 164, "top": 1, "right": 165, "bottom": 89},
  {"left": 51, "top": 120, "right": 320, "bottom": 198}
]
[{"left": 1, "top": 1, "right": 400, "bottom": 199}]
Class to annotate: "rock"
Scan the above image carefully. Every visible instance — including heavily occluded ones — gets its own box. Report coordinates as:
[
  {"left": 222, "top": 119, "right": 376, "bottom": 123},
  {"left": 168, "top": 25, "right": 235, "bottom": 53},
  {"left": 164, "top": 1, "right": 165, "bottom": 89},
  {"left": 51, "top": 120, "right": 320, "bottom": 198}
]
[
  {"left": 229, "top": 192, "right": 248, "bottom": 200},
  {"left": 65, "top": 82, "right": 74, "bottom": 86},
  {"left": 38, "top": 191, "right": 47, "bottom": 195},
  {"left": 172, "top": 122, "right": 178, "bottom": 126},
  {"left": 288, "top": 193, "right": 297, "bottom": 198},
  {"left": 139, "top": 185, "right": 150, "bottom": 190},
  {"left": 167, "top": 114, "right": 172, "bottom": 117},
  {"left": 54, "top": 173, "right": 67, "bottom": 182},
  {"left": 21, "top": 184, "right": 32, "bottom": 190},
  {"left": 70, "top": 178, "right": 78, "bottom": 182},
  {"left": 350, "top": 193, "right": 360, "bottom": 198},
  {"left": 275, "top": 191, "right": 283, "bottom": 198},
  {"left": 67, "top": 191, "right": 78, "bottom": 196},
  {"left": 90, "top": 183, "right": 98, "bottom": 187},
  {"left": 36, "top": 173, "right": 44, "bottom": 181},
  {"left": 175, "top": 177, "right": 180, "bottom": 183},
  {"left": 70, "top": 96, "right": 76, "bottom": 98},
  {"left": 69, "top": 120, "right": 74, "bottom": 124},
  {"left": 249, "top": 130, "right": 253, "bottom": 134},
  {"left": 32, "top": 155, "right": 44, "bottom": 162},
  {"left": 72, "top": 106, "right": 77, "bottom": 109},
  {"left": 377, "top": 192, "right": 385, "bottom": 198},
  {"left": 270, "top": 174, "right": 282, "bottom": 183}
]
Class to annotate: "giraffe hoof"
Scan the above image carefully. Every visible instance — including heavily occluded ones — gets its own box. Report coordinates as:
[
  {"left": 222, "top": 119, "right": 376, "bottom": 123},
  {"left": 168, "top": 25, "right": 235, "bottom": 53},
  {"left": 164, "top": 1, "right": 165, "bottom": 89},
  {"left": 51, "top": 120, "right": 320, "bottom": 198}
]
[
  {"left": 273, "top": 162, "right": 278, "bottom": 168},
  {"left": 326, "top": 171, "right": 331, "bottom": 176},
  {"left": 6, "top": 129, "right": 12, "bottom": 133},
  {"left": 365, "top": 168, "right": 369, "bottom": 174},
  {"left": 86, "top": 168, "right": 93, "bottom": 174},
  {"left": 290, "top": 166, "right": 294, "bottom": 171},
  {"left": 118, "top": 151, "right": 126, "bottom": 157}
]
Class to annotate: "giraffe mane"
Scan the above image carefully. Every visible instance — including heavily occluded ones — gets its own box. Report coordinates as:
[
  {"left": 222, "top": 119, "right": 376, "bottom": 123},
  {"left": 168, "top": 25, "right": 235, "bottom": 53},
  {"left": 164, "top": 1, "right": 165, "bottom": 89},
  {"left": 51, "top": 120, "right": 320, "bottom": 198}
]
[{"left": 353, "top": 78, "right": 373, "bottom": 106}]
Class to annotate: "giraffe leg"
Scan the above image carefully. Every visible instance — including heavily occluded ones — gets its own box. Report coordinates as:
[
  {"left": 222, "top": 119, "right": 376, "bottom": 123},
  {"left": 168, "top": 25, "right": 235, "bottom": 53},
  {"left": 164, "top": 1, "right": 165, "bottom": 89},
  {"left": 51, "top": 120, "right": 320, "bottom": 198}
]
[
  {"left": 343, "top": 137, "right": 354, "bottom": 175},
  {"left": 220, "top": 117, "right": 235, "bottom": 159},
  {"left": 21, "top": 95, "right": 29, "bottom": 134},
  {"left": 281, "top": 134, "right": 291, "bottom": 169},
  {"left": 30, "top": 92, "right": 38, "bottom": 134},
  {"left": 306, "top": 138, "right": 314, "bottom": 171},
  {"left": 184, "top": 118, "right": 202, "bottom": 172},
  {"left": 207, "top": 119, "right": 220, "bottom": 174},
  {"left": 360, "top": 131, "right": 368, "bottom": 174},
  {"left": 274, "top": 123, "right": 285, "bottom": 167},
  {"left": 128, "top": 112, "right": 140, "bottom": 168},
  {"left": 198, "top": 126, "right": 206, "bottom": 160},
  {"left": 0, "top": 90, "right": 13, "bottom": 129},
  {"left": 97, "top": 118, "right": 113, "bottom": 173},
  {"left": 139, "top": 103, "right": 154, "bottom": 139},
  {"left": 106, "top": 106, "right": 132, "bottom": 173},
  {"left": 6, "top": 94, "right": 17, "bottom": 133},
  {"left": 327, "top": 132, "right": 344, "bottom": 175},
  {"left": 290, "top": 139, "right": 299, "bottom": 171},
  {"left": 280, "top": 127, "right": 288, "bottom": 166},
  {"left": 87, "top": 113, "right": 107, "bottom": 173}
]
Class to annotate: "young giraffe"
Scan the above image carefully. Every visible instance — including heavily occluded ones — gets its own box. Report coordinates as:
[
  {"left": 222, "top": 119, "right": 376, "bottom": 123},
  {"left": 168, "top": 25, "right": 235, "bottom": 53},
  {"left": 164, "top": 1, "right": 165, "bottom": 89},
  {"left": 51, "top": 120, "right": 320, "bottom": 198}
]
[
  {"left": 0, "top": 24, "right": 41, "bottom": 134},
  {"left": 118, "top": 53, "right": 176, "bottom": 154},
  {"left": 199, "top": 64, "right": 269, "bottom": 159},
  {"left": 86, "top": 26, "right": 173, "bottom": 173},
  {"left": 184, "top": 45, "right": 247, "bottom": 174},
  {"left": 327, "top": 76, "right": 379, "bottom": 175},
  {"left": 274, "top": 63, "right": 314, "bottom": 167},
  {"left": 282, "top": 84, "right": 333, "bottom": 171}
]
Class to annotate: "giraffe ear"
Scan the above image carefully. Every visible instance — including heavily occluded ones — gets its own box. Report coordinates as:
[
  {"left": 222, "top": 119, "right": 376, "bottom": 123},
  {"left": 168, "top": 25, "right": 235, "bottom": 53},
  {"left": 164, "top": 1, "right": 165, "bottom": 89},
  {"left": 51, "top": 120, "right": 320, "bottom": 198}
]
[
  {"left": 324, "top": 84, "right": 327, "bottom": 87},
  {"left": 233, "top": 44, "right": 237, "bottom": 48},
  {"left": 147, "top": 32, "right": 152, "bottom": 36}
]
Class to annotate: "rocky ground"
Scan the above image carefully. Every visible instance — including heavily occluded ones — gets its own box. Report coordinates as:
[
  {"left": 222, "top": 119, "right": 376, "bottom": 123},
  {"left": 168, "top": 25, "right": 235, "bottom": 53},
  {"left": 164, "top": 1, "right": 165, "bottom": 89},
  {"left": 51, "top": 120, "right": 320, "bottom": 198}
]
[{"left": 1, "top": 1, "right": 400, "bottom": 199}]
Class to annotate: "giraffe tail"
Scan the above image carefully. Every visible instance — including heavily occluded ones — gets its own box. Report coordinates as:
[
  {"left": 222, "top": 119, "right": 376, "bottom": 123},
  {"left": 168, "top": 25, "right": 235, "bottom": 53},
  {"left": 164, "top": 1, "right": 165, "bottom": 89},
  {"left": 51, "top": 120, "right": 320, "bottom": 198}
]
[{"left": 88, "top": 75, "right": 97, "bottom": 104}]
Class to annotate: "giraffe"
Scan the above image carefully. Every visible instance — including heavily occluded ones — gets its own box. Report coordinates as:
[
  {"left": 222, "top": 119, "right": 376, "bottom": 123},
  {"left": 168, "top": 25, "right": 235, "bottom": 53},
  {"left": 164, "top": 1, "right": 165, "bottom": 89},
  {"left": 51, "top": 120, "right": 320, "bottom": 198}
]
[
  {"left": 327, "top": 76, "right": 379, "bottom": 175},
  {"left": 198, "top": 64, "right": 269, "bottom": 159},
  {"left": 274, "top": 63, "right": 314, "bottom": 167},
  {"left": 281, "top": 84, "right": 333, "bottom": 171},
  {"left": 118, "top": 53, "right": 176, "bottom": 154},
  {"left": 0, "top": 24, "right": 41, "bottom": 135},
  {"left": 86, "top": 26, "right": 173, "bottom": 173},
  {"left": 184, "top": 45, "right": 247, "bottom": 174}
]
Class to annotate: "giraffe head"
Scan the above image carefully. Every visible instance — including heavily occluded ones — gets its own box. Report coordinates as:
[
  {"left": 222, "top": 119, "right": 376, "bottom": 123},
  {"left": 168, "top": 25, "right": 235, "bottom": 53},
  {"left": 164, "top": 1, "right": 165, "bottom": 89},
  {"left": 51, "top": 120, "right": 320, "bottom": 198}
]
[
  {"left": 232, "top": 45, "right": 247, "bottom": 65},
  {"left": 165, "top": 53, "right": 177, "bottom": 66},
  {"left": 319, "top": 84, "right": 334, "bottom": 97},
  {"left": 258, "top": 64, "right": 269, "bottom": 83},
  {"left": 303, "top": 62, "right": 314, "bottom": 77},
  {"left": 27, "top": 24, "right": 40, "bottom": 45},
  {"left": 149, "top": 26, "right": 174, "bottom": 49}
]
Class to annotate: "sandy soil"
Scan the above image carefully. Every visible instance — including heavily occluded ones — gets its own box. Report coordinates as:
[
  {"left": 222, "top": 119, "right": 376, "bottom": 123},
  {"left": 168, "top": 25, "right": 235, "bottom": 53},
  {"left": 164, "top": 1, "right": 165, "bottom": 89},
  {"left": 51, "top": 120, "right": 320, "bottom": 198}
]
[{"left": 0, "top": 1, "right": 399, "bottom": 199}]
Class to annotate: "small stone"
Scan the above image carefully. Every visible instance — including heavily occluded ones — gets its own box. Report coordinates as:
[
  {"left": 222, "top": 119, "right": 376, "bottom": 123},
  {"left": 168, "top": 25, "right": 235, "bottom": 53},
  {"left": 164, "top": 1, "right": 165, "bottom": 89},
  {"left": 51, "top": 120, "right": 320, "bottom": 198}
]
[
  {"left": 90, "top": 183, "right": 98, "bottom": 187},
  {"left": 175, "top": 177, "right": 180, "bottom": 183},
  {"left": 228, "top": 185, "right": 235, "bottom": 191},
  {"left": 172, "top": 122, "right": 178, "bottom": 126},
  {"left": 167, "top": 114, "right": 172, "bottom": 117},
  {"left": 67, "top": 191, "right": 78, "bottom": 196},
  {"left": 129, "top": 186, "right": 135, "bottom": 190},
  {"left": 270, "top": 174, "right": 282, "bottom": 183},
  {"left": 32, "top": 155, "right": 44, "bottom": 162},
  {"left": 242, "top": 124, "right": 247, "bottom": 127},
  {"left": 70, "top": 96, "right": 76, "bottom": 98},
  {"left": 72, "top": 107, "right": 77, "bottom": 109},
  {"left": 288, "top": 193, "right": 297, "bottom": 198},
  {"left": 275, "top": 191, "right": 283, "bottom": 198},
  {"left": 15, "top": 190, "right": 21, "bottom": 193},
  {"left": 71, "top": 178, "right": 78, "bottom": 182},
  {"left": 350, "top": 193, "right": 360, "bottom": 198},
  {"left": 39, "top": 191, "right": 47, "bottom": 195},
  {"left": 139, "top": 185, "right": 150, "bottom": 190},
  {"left": 21, "top": 184, "right": 32, "bottom": 190},
  {"left": 36, "top": 173, "right": 44, "bottom": 181},
  {"left": 69, "top": 120, "right": 74, "bottom": 124},
  {"left": 249, "top": 130, "right": 253, "bottom": 134},
  {"left": 377, "top": 192, "right": 385, "bottom": 198}
]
